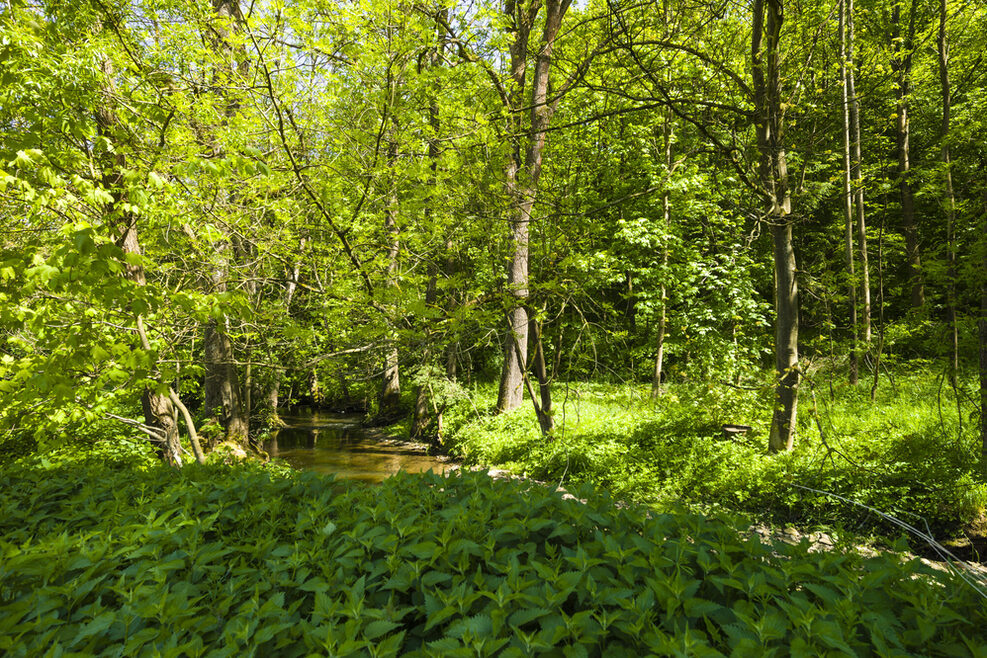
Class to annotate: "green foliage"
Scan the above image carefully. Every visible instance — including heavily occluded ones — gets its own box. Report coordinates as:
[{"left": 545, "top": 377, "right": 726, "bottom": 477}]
[
  {"left": 2, "top": 455, "right": 986, "bottom": 656},
  {"left": 444, "top": 373, "right": 987, "bottom": 538}
]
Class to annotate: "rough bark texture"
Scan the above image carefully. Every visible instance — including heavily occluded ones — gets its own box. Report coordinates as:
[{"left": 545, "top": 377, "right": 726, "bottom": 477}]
[
  {"left": 753, "top": 0, "right": 799, "bottom": 452},
  {"left": 497, "top": 0, "right": 571, "bottom": 413},
  {"left": 95, "top": 54, "right": 184, "bottom": 465},
  {"left": 891, "top": 0, "right": 925, "bottom": 310},
  {"left": 200, "top": 0, "right": 250, "bottom": 443},
  {"left": 204, "top": 318, "right": 247, "bottom": 441}
]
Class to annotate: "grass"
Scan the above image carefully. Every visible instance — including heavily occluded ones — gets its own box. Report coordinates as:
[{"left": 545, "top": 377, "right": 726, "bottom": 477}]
[{"left": 433, "top": 368, "right": 987, "bottom": 542}]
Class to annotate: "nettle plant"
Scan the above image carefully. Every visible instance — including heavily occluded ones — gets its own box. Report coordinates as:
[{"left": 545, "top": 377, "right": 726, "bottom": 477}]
[{"left": 1, "top": 453, "right": 985, "bottom": 656}]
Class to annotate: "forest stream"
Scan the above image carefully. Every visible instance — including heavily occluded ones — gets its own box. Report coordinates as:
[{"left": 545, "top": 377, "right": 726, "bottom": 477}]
[{"left": 263, "top": 408, "right": 450, "bottom": 483}]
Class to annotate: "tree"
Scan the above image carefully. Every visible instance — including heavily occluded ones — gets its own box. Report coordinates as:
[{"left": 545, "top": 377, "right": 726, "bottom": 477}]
[{"left": 496, "top": 0, "right": 573, "bottom": 413}]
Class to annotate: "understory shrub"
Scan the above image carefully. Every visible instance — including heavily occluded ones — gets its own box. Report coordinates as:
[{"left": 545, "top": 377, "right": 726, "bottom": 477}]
[
  {"left": 442, "top": 375, "right": 987, "bottom": 538},
  {"left": 2, "top": 453, "right": 986, "bottom": 656}
]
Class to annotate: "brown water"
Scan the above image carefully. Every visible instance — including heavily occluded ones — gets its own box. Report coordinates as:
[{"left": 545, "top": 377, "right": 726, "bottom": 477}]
[{"left": 263, "top": 409, "right": 450, "bottom": 483}]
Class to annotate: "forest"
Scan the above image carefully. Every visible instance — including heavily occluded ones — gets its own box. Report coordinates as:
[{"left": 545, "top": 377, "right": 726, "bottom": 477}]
[{"left": 2, "top": 0, "right": 987, "bottom": 654}]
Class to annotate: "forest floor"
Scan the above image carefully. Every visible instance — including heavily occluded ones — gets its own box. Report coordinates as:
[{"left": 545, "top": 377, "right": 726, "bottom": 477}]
[{"left": 400, "top": 368, "right": 987, "bottom": 558}]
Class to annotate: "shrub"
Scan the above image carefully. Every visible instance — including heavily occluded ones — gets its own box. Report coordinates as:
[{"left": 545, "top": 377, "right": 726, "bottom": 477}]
[
  {"left": 1, "top": 456, "right": 986, "bottom": 655},
  {"left": 441, "top": 375, "right": 987, "bottom": 538}
]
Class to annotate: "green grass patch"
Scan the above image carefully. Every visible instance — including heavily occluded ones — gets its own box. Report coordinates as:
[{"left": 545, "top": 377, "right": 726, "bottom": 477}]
[
  {"left": 441, "top": 372, "right": 987, "bottom": 539},
  {"left": 2, "top": 447, "right": 986, "bottom": 655}
]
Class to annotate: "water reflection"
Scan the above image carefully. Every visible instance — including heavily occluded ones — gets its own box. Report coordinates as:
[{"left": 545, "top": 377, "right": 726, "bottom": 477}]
[{"left": 264, "top": 409, "right": 450, "bottom": 483}]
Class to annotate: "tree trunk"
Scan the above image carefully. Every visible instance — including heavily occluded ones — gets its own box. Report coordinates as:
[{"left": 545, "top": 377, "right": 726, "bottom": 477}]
[
  {"left": 846, "top": 0, "right": 871, "bottom": 347},
  {"left": 379, "top": 133, "right": 402, "bottom": 416},
  {"left": 652, "top": 110, "right": 672, "bottom": 397},
  {"left": 203, "top": 249, "right": 248, "bottom": 442},
  {"left": 497, "top": 0, "right": 571, "bottom": 412},
  {"left": 753, "top": 0, "right": 799, "bottom": 452},
  {"left": 412, "top": 14, "right": 448, "bottom": 441},
  {"left": 979, "top": 184, "right": 987, "bottom": 456},
  {"left": 94, "top": 53, "right": 186, "bottom": 465},
  {"left": 531, "top": 317, "right": 554, "bottom": 435},
  {"left": 200, "top": 0, "right": 250, "bottom": 444},
  {"left": 839, "top": 0, "right": 859, "bottom": 385},
  {"left": 891, "top": 0, "right": 924, "bottom": 310},
  {"left": 254, "top": 368, "right": 283, "bottom": 431},
  {"left": 937, "top": 0, "right": 959, "bottom": 391}
]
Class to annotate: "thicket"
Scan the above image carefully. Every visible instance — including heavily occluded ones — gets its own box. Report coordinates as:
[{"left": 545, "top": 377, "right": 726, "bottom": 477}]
[
  {"left": 2, "top": 445, "right": 986, "bottom": 656},
  {"left": 438, "top": 369, "right": 987, "bottom": 540}
]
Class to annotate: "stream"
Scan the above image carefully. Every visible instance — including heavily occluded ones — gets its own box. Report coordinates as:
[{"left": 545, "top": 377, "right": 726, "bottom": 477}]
[{"left": 263, "top": 408, "right": 451, "bottom": 483}]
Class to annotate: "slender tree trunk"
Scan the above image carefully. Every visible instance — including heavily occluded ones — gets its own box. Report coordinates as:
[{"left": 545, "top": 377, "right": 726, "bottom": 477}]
[
  {"left": 497, "top": 0, "right": 571, "bottom": 412},
  {"left": 891, "top": 0, "right": 925, "bottom": 310},
  {"left": 937, "top": 0, "right": 959, "bottom": 392},
  {"left": 846, "top": 0, "right": 871, "bottom": 347},
  {"left": 979, "top": 184, "right": 987, "bottom": 456},
  {"left": 753, "top": 0, "right": 799, "bottom": 452},
  {"left": 652, "top": 111, "right": 672, "bottom": 397},
  {"left": 839, "top": 0, "right": 859, "bottom": 385},
  {"left": 412, "top": 14, "right": 448, "bottom": 441},
  {"left": 531, "top": 315, "right": 554, "bottom": 434},
  {"left": 379, "top": 130, "right": 402, "bottom": 415}
]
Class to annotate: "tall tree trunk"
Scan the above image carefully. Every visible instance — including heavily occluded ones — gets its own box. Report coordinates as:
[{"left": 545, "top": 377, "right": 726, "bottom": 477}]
[
  {"left": 95, "top": 56, "right": 186, "bottom": 465},
  {"left": 839, "top": 0, "right": 859, "bottom": 384},
  {"left": 497, "top": 0, "right": 571, "bottom": 412},
  {"left": 412, "top": 11, "right": 448, "bottom": 441},
  {"left": 753, "top": 0, "right": 799, "bottom": 452},
  {"left": 937, "top": 0, "right": 959, "bottom": 391},
  {"left": 979, "top": 184, "right": 987, "bottom": 456},
  {"left": 201, "top": 0, "right": 249, "bottom": 443},
  {"left": 891, "top": 0, "right": 925, "bottom": 310},
  {"left": 652, "top": 111, "right": 672, "bottom": 397},
  {"left": 379, "top": 135, "right": 402, "bottom": 415},
  {"left": 846, "top": 0, "right": 871, "bottom": 347}
]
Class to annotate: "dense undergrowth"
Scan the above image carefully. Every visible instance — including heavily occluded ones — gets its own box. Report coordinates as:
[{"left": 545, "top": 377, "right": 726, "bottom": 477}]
[
  {"left": 438, "top": 370, "right": 987, "bottom": 541},
  {"left": 2, "top": 444, "right": 987, "bottom": 656}
]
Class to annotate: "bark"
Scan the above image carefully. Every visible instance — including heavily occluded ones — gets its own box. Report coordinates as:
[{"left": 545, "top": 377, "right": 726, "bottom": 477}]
[
  {"left": 200, "top": 0, "right": 249, "bottom": 443},
  {"left": 981, "top": 257, "right": 987, "bottom": 457},
  {"left": 378, "top": 135, "right": 402, "bottom": 415},
  {"left": 255, "top": 368, "right": 284, "bottom": 431},
  {"left": 937, "top": 0, "right": 959, "bottom": 391},
  {"left": 412, "top": 15, "right": 447, "bottom": 442},
  {"left": 94, "top": 53, "right": 185, "bottom": 466},
  {"left": 531, "top": 318, "right": 554, "bottom": 435},
  {"left": 839, "top": 0, "right": 859, "bottom": 385},
  {"left": 891, "top": 0, "right": 925, "bottom": 310},
  {"left": 846, "top": 0, "right": 871, "bottom": 346},
  {"left": 497, "top": 0, "right": 571, "bottom": 412},
  {"left": 753, "top": 0, "right": 799, "bottom": 452},
  {"left": 203, "top": 250, "right": 248, "bottom": 441},
  {"left": 980, "top": 184, "right": 987, "bottom": 456},
  {"left": 652, "top": 111, "right": 672, "bottom": 397}
]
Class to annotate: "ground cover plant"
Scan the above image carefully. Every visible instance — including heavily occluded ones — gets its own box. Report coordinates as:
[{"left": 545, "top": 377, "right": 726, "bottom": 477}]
[
  {"left": 439, "top": 370, "right": 987, "bottom": 541},
  {"left": 2, "top": 444, "right": 986, "bottom": 657}
]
